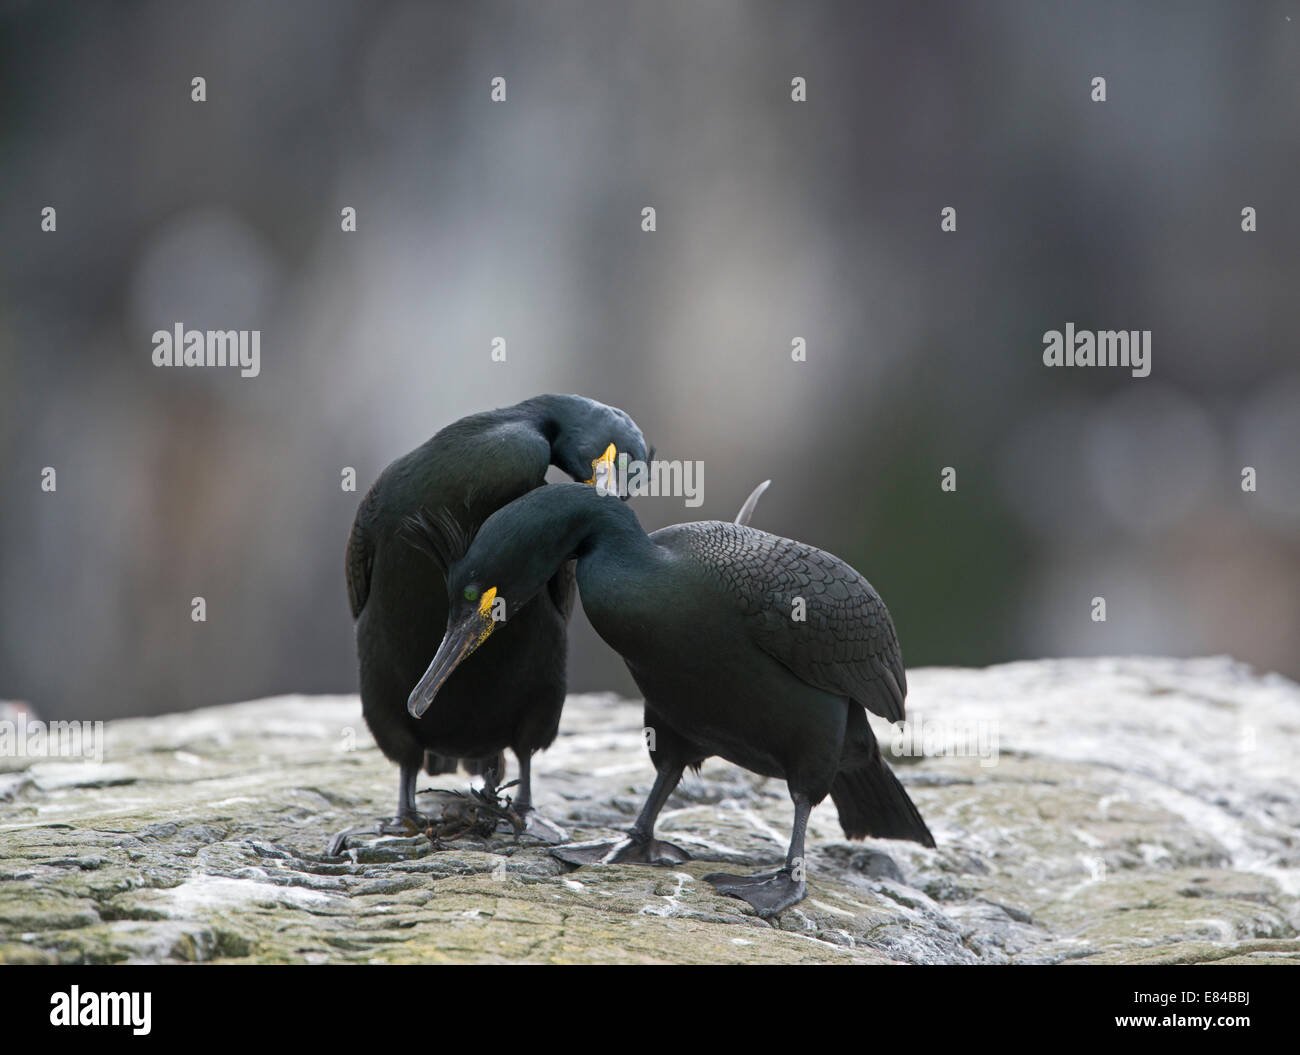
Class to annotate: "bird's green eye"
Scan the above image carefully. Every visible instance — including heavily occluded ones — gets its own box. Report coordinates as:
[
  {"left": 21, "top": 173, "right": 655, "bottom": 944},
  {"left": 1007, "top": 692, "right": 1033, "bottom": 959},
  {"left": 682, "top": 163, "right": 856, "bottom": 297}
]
[{"left": 463, "top": 586, "right": 478, "bottom": 603}]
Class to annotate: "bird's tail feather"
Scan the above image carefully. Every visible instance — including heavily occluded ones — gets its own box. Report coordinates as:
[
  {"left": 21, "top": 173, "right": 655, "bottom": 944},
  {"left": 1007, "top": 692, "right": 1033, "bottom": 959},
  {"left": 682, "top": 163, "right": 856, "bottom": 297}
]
[
  {"left": 829, "top": 756, "right": 935, "bottom": 847},
  {"left": 423, "top": 752, "right": 459, "bottom": 776},
  {"left": 733, "top": 479, "right": 771, "bottom": 527},
  {"left": 423, "top": 751, "right": 506, "bottom": 781}
]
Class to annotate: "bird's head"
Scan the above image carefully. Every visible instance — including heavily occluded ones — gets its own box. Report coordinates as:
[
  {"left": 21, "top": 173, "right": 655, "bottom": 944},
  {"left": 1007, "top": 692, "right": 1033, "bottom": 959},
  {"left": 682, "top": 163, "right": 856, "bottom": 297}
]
[{"left": 547, "top": 395, "right": 649, "bottom": 498}]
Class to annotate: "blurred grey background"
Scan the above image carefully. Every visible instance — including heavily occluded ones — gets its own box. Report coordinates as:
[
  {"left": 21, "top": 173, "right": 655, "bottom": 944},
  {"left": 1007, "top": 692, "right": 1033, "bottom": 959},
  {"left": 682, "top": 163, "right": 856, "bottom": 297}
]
[{"left": 2, "top": 0, "right": 1297, "bottom": 720}]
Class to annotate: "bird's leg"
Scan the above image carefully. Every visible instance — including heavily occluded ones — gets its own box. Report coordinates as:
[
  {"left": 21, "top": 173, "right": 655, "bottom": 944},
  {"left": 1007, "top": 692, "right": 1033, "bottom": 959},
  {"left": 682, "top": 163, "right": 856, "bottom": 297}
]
[
  {"left": 509, "top": 752, "right": 567, "bottom": 844},
  {"left": 326, "top": 764, "right": 429, "bottom": 855},
  {"left": 704, "top": 793, "right": 811, "bottom": 918},
  {"left": 385, "top": 762, "right": 430, "bottom": 833},
  {"left": 624, "top": 763, "right": 686, "bottom": 849},
  {"left": 552, "top": 763, "right": 691, "bottom": 866},
  {"left": 513, "top": 752, "right": 533, "bottom": 813},
  {"left": 398, "top": 763, "right": 420, "bottom": 818}
]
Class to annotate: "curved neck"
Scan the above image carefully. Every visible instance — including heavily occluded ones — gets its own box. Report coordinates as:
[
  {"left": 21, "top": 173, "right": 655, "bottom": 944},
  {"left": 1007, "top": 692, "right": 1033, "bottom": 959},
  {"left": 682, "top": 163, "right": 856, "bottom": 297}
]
[
  {"left": 473, "top": 482, "right": 657, "bottom": 614},
  {"left": 513, "top": 394, "right": 575, "bottom": 447},
  {"left": 498, "top": 483, "right": 659, "bottom": 587},
  {"left": 544, "top": 483, "right": 654, "bottom": 562}
]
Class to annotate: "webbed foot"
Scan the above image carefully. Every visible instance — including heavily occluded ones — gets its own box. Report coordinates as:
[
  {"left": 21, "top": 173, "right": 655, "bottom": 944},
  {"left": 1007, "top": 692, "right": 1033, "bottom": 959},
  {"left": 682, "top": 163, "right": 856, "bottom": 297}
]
[
  {"left": 326, "top": 813, "right": 427, "bottom": 856},
  {"left": 552, "top": 833, "right": 691, "bottom": 866},
  {"left": 703, "top": 867, "right": 806, "bottom": 918},
  {"left": 518, "top": 810, "right": 568, "bottom": 844}
]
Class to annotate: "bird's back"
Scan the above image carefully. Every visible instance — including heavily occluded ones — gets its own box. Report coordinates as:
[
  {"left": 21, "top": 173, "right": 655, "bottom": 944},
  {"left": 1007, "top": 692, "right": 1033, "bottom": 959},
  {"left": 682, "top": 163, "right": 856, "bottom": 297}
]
[
  {"left": 653, "top": 521, "right": 908, "bottom": 722},
  {"left": 348, "top": 416, "right": 552, "bottom": 623}
]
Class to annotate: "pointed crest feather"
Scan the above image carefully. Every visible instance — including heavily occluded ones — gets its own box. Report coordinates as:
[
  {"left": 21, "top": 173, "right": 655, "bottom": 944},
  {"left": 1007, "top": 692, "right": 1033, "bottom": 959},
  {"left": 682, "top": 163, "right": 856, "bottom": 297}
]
[{"left": 402, "top": 505, "right": 476, "bottom": 572}]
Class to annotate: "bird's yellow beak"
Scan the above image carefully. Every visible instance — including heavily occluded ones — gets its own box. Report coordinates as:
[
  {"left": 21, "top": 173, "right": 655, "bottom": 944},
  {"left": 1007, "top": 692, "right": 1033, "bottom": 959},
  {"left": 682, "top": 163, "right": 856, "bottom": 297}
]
[{"left": 585, "top": 443, "right": 618, "bottom": 495}]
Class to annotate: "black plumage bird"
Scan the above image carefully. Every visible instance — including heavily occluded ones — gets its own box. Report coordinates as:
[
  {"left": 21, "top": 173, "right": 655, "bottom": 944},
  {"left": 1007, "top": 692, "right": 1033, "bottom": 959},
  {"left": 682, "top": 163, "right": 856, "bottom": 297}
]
[
  {"left": 329, "top": 396, "right": 648, "bottom": 854},
  {"left": 409, "top": 482, "right": 934, "bottom": 917}
]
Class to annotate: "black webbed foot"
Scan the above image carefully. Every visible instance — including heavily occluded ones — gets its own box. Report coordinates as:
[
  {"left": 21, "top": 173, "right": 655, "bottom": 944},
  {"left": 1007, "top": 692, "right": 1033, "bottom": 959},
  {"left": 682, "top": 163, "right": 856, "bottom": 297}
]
[
  {"left": 704, "top": 867, "right": 807, "bottom": 918},
  {"left": 326, "top": 812, "right": 428, "bottom": 856},
  {"left": 518, "top": 810, "right": 568, "bottom": 844},
  {"left": 552, "top": 833, "right": 691, "bottom": 866}
]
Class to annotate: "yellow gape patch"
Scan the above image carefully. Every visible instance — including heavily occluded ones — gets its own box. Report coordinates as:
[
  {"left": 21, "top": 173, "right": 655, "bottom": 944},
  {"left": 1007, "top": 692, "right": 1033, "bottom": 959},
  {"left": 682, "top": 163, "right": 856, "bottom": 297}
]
[
  {"left": 585, "top": 444, "right": 617, "bottom": 486},
  {"left": 476, "top": 587, "right": 499, "bottom": 646}
]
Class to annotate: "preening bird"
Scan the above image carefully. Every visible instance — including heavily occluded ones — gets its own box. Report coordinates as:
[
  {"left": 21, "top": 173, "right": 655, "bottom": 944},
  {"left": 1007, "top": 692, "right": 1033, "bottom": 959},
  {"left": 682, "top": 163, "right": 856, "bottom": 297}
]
[
  {"left": 410, "top": 482, "right": 934, "bottom": 917},
  {"left": 329, "top": 395, "right": 648, "bottom": 855}
]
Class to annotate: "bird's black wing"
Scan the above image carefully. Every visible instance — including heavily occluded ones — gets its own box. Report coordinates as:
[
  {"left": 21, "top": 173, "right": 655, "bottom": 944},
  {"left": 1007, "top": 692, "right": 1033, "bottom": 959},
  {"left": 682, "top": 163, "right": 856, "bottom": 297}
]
[
  {"left": 691, "top": 523, "right": 907, "bottom": 722},
  {"left": 345, "top": 482, "right": 381, "bottom": 619}
]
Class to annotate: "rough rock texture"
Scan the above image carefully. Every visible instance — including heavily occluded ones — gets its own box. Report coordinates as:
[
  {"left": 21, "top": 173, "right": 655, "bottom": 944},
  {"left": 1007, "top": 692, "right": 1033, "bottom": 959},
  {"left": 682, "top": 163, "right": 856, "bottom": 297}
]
[{"left": 2, "top": 656, "right": 1298, "bottom": 964}]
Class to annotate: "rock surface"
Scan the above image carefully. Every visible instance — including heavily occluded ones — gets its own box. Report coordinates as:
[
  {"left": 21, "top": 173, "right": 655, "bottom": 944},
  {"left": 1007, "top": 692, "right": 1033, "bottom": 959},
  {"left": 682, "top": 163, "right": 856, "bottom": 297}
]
[{"left": 2, "top": 656, "right": 1298, "bottom": 964}]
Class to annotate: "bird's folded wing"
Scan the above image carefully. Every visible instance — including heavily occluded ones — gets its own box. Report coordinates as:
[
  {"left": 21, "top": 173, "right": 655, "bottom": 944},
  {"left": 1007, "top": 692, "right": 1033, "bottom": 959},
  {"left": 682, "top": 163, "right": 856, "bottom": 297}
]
[
  {"left": 345, "top": 484, "right": 380, "bottom": 619},
  {"left": 732, "top": 533, "right": 908, "bottom": 723}
]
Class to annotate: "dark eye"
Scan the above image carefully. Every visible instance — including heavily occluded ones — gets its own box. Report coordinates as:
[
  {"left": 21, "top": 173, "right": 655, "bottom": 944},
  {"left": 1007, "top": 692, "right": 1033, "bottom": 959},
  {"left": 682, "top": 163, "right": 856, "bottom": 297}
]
[{"left": 463, "top": 586, "right": 478, "bottom": 603}]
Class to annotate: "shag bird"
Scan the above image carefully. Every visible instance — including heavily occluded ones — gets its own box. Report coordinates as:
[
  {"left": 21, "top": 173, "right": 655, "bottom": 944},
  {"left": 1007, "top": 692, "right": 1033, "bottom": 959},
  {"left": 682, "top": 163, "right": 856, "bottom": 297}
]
[
  {"left": 329, "top": 395, "right": 648, "bottom": 855},
  {"left": 409, "top": 482, "right": 934, "bottom": 917}
]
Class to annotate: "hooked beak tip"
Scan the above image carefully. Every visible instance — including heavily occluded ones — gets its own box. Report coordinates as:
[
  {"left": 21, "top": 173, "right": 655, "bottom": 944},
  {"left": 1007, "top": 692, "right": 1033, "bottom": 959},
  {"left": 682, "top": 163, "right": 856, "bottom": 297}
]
[{"left": 408, "top": 620, "right": 486, "bottom": 720}]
